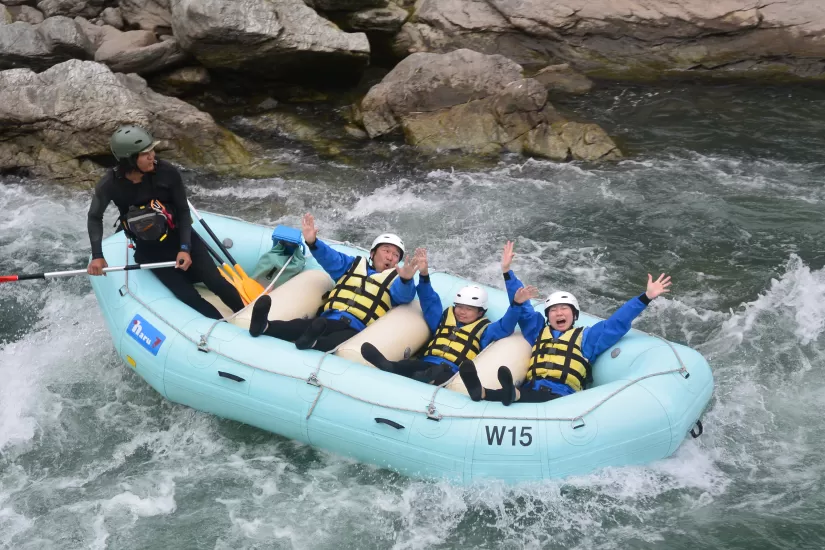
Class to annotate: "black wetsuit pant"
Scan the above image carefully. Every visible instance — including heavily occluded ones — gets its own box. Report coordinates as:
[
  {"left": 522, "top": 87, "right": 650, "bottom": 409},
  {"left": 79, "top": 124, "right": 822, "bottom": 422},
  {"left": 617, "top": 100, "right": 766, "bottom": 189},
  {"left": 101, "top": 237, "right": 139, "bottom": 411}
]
[
  {"left": 134, "top": 233, "right": 244, "bottom": 320},
  {"left": 263, "top": 317, "right": 358, "bottom": 352},
  {"left": 484, "top": 385, "right": 564, "bottom": 403},
  {"left": 388, "top": 359, "right": 456, "bottom": 385}
]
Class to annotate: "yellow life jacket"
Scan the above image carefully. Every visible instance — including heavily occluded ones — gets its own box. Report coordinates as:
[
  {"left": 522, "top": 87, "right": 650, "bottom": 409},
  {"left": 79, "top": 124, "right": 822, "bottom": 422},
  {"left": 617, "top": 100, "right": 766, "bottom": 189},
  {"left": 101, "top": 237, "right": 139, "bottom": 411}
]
[
  {"left": 423, "top": 307, "right": 490, "bottom": 366},
  {"left": 526, "top": 326, "right": 591, "bottom": 392},
  {"left": 321, "top": 257, "right": 398, "bottom": 326}
]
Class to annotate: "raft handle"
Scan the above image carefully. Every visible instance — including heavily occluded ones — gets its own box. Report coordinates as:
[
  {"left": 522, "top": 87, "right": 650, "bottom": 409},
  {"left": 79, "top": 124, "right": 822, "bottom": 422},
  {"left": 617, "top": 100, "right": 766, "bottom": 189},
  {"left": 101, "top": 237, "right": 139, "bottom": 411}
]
[
  {"left": 571, "top": 418, "right": 586, "bottom": 430},
  {"left": 374, "top": 418, "right": 405, "bottom": 430},
  {"left": 218, "top": 371, "right": 246, "bottom": 383},
  {"left": 690, "top": 420, "right": 703, "bottom": 438}
]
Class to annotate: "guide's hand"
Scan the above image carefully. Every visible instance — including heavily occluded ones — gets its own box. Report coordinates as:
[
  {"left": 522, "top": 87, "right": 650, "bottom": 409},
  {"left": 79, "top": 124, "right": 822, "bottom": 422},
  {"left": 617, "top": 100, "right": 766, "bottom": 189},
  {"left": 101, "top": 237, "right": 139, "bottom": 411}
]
[
  {"left": 176, "top": 251, "right": 192, "bottom": 271},
  {"left": 87, "top": 258, "right": 108, "bottom": 276}
]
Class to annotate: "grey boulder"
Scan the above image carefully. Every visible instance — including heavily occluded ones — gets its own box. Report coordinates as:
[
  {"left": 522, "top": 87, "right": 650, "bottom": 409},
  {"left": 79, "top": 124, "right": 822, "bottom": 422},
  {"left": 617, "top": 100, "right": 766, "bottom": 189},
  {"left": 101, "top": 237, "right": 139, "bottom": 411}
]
[
  {"left": 340, "top": 4, "right": 408, "bottom": 33},
  {"left": 171, "top": 0, "right": 370, "bottom": 80},
  {"left": 7, "top": 5, "right": 44, "bottom": 25},
  {"left": 532, "top": 64, "right": 594, "bottom": 95},
  {"left": 119, "top": 0, "right": 171, "bottom": 33},
  {"left": 360, "top": 49, "right": 620, "bottom": 161},
  {"left": 36, "top": 0, "right": 105, "bottom": 18},
  {"left": 99, "top": 7, "right": 124, "bottom": 30},
  {"left": 94, "top": 29, "right": 188, "bottom": 74},
  {"left": 0, "top": 16, "right": 92, "bottom": 71},
  {"left": 0, "top": 59, "right": 253, "bottom": 184},
  {"left": 397, "top": 0, "right": 825, "bottom": 82}
]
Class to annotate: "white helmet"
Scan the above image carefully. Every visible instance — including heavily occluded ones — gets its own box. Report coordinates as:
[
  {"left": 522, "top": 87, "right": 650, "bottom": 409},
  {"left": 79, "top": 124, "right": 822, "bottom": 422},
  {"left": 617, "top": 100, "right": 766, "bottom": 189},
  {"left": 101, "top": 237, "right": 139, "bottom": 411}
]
[
  {"left": 454, "top": 285, "right": 488, "bottom": 309},
  {"left": 544, "top": 291, "right": 580, "bottom": 319},
  {"left": 370, "top": 233, "right": 405, "bottom": 259}
]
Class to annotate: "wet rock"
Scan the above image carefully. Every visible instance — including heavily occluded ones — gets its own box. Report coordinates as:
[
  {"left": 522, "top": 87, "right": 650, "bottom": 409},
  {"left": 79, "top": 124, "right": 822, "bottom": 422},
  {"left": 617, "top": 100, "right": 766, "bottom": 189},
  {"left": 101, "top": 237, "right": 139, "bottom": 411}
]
[
  {"left": 0, "top": 59, "right": 255, "bottom": 185},
  {"left": 0, "top": 6, "right": 11, "bottom": 23},
  {"left": 0, "top": 16, "right": 92, "bottom": 71},
  {"left": 312, "top": 0, "right": 387, "bottom": 10},
  {"left": 1, "top": 1, "right": 36, "bottom": 6},
  {"left": 99, "top": 7, "right": 123, "bottom": 30},
  {"left": 397, "top": 0, "right": 825, "bottom": 82},
  {"left": 361, "top": 49, "right": 620, "bottom": 161},
  {"left": 118, "top": 0, "right": 171, "bottom": 33},
  {"left": 171, "top": 0, "right": 370, "bottom": 84},
  {"left": 341, "top": 4, "right": 408, "bottom": 33},
  {"left": 8, "top": 5, "right": 45, "bottom": 25},
  {"left": 148, "top": 65, "right": 210, "bottom": 97},
  {"left": 36, "top": 0, "right": 105, "bottom": 18},
  {"left": 532, "top": 64, "right": 593, "bottom": 95}
]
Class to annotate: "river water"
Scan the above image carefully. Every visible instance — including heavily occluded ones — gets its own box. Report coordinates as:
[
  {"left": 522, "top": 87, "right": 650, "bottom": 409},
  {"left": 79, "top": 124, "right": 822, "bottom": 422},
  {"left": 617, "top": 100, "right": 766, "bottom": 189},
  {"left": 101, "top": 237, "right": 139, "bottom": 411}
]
[{"left": 1, "top": 83, "right": 824, "bottom": 549}]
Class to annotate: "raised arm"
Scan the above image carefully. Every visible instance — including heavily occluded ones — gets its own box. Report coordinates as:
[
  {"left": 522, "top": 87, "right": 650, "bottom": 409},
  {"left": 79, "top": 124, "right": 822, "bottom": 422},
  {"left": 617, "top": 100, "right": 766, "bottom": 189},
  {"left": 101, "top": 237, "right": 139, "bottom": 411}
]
[
  {"left": 582, "top": 273, "right": 672, "bottom": 360},
  {"left": 302, "top": 213, "right": 358, "bottom": 280}
]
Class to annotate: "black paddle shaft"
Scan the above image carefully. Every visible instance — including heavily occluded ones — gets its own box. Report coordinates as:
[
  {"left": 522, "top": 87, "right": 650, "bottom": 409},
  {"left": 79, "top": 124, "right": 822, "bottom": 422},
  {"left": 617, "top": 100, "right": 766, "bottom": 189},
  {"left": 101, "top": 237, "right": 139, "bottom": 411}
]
[{"left": 196, "top": 217, "right": 237, "bottom": 265}]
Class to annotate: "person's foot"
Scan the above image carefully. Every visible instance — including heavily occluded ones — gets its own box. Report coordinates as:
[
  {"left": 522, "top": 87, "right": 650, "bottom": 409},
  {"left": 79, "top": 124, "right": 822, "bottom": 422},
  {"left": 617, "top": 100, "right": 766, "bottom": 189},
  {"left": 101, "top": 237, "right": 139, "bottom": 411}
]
[
  {"left": 249, "top": 295, "right": 271, "bottom": 337},
  {"left": 361, "top": 342, "right": 395, "bottom": 372},
  {"left": 295, "top": 317, "right": 326, "bottom": 350},
  {"left": 459, "top": 360, "right": 483, "bottom": 401},
  {"left": 497, "top": 366, "right": 516, "bottom": 406}
]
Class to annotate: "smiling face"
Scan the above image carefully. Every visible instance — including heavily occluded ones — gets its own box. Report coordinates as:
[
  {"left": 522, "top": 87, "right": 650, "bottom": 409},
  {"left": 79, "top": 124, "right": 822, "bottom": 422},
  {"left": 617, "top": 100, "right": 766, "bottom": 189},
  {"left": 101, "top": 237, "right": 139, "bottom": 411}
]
[
  {"left": 370, "top": 244, "right": 402, "bottom": 271},
  {"left": 546, "top": 304, "right": 575, "bottom": 332},
  {"left": 454, "top": 304, "right": 484, "bottom": 324}
]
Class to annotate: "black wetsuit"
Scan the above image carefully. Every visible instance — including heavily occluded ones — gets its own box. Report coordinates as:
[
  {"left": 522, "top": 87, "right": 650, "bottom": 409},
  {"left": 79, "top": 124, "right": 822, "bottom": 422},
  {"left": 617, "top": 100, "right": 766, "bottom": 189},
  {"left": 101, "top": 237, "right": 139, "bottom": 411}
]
[{"left": 87, "top": 160, "right": 244, "bottom": 320}]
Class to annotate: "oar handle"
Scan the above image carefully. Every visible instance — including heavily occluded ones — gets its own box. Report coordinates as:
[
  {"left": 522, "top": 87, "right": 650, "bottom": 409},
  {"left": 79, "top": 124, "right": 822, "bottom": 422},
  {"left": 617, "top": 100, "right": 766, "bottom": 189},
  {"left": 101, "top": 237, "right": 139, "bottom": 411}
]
[
  {"left": 0, "top": 261, "right": 178, "bottom": 284},
  {"left": 187, "top": 200, "right": 237, "bottom": 265}
]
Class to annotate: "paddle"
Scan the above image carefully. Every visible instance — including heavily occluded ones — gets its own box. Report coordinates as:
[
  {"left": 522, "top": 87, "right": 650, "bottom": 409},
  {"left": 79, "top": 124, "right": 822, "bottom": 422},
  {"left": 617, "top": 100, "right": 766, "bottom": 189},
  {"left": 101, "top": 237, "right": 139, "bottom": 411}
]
[
  {"left": 199, "top": 235, "right": 252, "bottom": 303},
  {"left": 187, "top": 200, "right": 264, "bottom": 304},
  {"left": 0, "top": 261, "right": 178, "bottom": 284}
]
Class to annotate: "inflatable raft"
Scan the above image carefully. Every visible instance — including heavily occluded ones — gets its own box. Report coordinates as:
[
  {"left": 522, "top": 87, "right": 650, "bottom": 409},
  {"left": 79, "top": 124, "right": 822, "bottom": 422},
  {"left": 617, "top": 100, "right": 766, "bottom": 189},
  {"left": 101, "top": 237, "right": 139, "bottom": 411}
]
[{"left": 90, "top": 212, "right": 714, "bottom": 484}]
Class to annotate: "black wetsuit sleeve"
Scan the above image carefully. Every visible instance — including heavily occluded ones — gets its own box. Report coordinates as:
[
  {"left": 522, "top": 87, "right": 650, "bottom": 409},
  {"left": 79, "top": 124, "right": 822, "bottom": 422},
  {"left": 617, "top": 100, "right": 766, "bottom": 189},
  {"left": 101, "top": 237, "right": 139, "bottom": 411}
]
[
  {"left": 169, "top": 167, "right": 192, "bottom": 249},
  {"left": 87, "top": 177, "right": 112, "bottom": 259}
]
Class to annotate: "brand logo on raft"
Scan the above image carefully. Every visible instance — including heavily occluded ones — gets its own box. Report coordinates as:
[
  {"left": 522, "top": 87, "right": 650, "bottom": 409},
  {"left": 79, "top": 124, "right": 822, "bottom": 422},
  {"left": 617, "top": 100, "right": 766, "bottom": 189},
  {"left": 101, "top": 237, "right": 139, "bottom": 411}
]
[{"left": 127, "top": 314, "right": 165, "bottom": 356}]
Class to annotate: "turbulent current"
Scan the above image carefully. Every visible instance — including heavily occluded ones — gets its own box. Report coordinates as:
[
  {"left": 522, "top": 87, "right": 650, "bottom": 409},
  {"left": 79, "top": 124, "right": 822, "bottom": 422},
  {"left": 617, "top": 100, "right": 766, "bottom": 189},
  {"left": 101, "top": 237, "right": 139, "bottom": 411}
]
[{"left": 1, "top": 84, "right": 824, "bottom": 549}]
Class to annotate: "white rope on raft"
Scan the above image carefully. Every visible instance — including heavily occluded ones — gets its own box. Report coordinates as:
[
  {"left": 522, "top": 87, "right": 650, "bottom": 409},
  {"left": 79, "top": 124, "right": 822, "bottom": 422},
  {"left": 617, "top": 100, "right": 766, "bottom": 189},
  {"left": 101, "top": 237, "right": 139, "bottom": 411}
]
[{"left": 121, "top": 242, "right": 690, "bottom": 424}]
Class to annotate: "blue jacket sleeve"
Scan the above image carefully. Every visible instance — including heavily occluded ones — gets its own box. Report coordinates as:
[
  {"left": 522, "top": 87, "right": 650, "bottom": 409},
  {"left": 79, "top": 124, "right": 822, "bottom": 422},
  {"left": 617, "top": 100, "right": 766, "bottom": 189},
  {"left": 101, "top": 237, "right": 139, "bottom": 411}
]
[
  {"left": 308, "top": 239, "right": 357, "bottom": 281},
  {"left": 480, "top": 303, "right": 523, "bottom": 348},
  {"left": 518, "top": 303, "right": 546, "bottom": 346},
  {"left": 415, "top": 276, "right": 443, "bottom": 333},
  {"left": 388, "top": 274, "right": 415, "bottom": 306},
  {"left": 503, "top": 270, "right": 524, "bottom": 302},
  {"left": 581, "top": 295, "right": 649, "bottom": 362}
]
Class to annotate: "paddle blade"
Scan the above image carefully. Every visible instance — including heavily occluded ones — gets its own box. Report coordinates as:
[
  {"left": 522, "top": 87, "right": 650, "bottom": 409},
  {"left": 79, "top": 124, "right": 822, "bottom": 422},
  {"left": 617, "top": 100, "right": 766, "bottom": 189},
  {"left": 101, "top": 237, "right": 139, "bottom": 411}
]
[
  {"left": 0, "top": 275, "right": 19, "bottom": 284},
  {"left": 234, "top": 264, "right": 266, "bottom": 301},
  {"left": 220, "top": 263, "right": 251, "bottom": 305}
]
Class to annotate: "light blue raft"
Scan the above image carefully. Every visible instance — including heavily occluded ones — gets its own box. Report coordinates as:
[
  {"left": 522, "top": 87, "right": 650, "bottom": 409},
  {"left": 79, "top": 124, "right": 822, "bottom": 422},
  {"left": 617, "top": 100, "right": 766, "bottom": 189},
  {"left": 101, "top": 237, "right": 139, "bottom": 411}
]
[{"left": 90, "top": 212, "right": 713, "bottom": 484}]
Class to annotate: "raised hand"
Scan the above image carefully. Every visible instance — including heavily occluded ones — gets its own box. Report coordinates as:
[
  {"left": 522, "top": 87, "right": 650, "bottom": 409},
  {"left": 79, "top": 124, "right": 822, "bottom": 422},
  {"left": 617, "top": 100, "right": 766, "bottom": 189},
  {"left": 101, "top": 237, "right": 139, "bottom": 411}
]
[
  {"left": 396, "top": 253, "right": 419, "bottom": 280},
  {"left": 514, "top": 285, "right": 539, "bottom": 304},
  {"left": 645, "top": 273, "right": 672, "bottom": 300},
  {"left": 501, "top": 240, "right": 515, "bottom": 273},
  {"left": 302, "top": 213, "right": 317, "bottom": 245},
  {"left": 415, "top": 247, "right": 429, "bottom": 276}
]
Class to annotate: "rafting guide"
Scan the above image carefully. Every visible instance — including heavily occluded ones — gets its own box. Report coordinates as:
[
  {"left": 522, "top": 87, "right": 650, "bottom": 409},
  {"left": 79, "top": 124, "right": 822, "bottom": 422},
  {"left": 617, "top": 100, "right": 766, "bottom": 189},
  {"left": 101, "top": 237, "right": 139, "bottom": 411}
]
[{"left": 86, "top": 125, "right": 246, "bottom": 320}]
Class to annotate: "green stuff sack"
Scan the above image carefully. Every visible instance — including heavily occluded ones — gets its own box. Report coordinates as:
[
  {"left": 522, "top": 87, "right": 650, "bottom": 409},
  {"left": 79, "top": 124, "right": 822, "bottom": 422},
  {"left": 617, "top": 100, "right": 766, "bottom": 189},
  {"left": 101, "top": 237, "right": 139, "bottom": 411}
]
[{"left": 252, "top": 242, "right": 306, "bottom": 288}]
